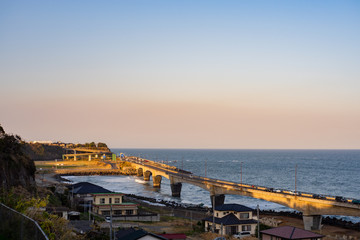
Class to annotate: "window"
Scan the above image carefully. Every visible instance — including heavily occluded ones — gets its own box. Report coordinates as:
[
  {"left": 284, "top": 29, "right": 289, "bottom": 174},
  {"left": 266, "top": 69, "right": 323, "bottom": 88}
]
[
  {"left": 216, "top": 213, "right": 218, "bottom": 217},
  {"left": 100, "top": 198, "right": 105, "bottom": 204},
  {"left": 109, "top": 198, "right": 112, "bottom": 204},
  {"left": 126, "top": 210, "right": 134, "bottom": 215},
  {"left": 115, "top": 198, "right": 120, "bottom": 203},
  {"left": 240, "top": 213, "right": 249, "bottom": 219},
  {"left": 102, "top": 210, "right": 110, "bottom": 216},
  {"left": 242, "top": 225, "right": 251, "bottom": 231},
  {"left": 114, "top": 210, "right": 122, "bottom": 215}
]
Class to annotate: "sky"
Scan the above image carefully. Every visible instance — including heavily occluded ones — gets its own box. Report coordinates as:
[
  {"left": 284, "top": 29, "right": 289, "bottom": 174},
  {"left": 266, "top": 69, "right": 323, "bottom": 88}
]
[{"left": 1, "top": 0, "right": 360, "bottom": 149}]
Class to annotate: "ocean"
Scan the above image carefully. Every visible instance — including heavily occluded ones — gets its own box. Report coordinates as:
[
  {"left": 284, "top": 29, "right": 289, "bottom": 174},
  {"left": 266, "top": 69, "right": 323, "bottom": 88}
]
[{"left": 63, "top": 149, "right": 360, "bottom": 222}]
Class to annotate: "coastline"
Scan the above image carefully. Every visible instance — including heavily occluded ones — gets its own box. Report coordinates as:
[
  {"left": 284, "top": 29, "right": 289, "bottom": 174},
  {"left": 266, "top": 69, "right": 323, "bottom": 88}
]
[{"left": 48, "top": 172, "right": 360, "bottom": 231}]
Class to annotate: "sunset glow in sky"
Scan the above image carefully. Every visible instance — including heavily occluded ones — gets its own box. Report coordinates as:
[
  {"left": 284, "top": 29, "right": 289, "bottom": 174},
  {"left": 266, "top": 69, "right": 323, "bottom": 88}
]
[{"left": 1, "top": 1, "right": 360, "bottom": 149}]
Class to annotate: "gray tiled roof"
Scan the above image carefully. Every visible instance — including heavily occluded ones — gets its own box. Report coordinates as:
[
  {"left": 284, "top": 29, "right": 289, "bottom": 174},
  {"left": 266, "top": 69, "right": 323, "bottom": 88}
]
[
  {"left": 215, "top": 204, "right": 254, "bottom": 212},
  {"left": 204, "top": 213, "right": 257, "bottom": 226},
  {"left": 68, "top": 182, "right": 112, "bottom": 194}
]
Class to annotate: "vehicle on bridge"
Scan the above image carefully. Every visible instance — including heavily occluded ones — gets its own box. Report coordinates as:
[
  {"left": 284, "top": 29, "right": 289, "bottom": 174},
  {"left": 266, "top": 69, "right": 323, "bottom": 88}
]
[{"left": 335, "top": 196, "right": 347, "bottom": 202}]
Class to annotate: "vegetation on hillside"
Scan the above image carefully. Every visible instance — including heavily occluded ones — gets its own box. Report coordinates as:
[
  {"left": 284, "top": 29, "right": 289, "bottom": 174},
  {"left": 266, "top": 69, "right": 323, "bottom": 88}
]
[
  {"left": 0, "top": 124, "right": 36, "bottom": 192},
  {"left": 0, "top": 124, "right": 83, "bottom": 239},
  {"left": 73, "top": 142, "right": 109, "bottom": 150}
]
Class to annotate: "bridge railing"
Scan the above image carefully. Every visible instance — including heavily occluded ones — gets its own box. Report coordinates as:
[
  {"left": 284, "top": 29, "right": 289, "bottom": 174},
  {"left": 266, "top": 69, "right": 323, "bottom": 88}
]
[{"left": 123, "top": 156, "right": 360, "bottom": 205}]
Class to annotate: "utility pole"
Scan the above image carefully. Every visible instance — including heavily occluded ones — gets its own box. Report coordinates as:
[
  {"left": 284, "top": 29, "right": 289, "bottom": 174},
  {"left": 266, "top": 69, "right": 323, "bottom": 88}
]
[
  {"left": 241, "top": 162, "right": 243, "bottom": 190},
  {"left": 257, "top": 205, "right": 260, "bottom": 240},
  {"left": 212, "top": 195, "right": 215, "bottom": 233},
  {"left": 110, "top": 204, "right": 112, "bottom": 240},
  {"left": 295, "top": 164, "right": 298, "bottom": 194},
  {"left": 205, "top": 159, "right": 207, "bottom": 178},
  {"left": 89, "top": 201, "right": 91, "bottom": 222}
]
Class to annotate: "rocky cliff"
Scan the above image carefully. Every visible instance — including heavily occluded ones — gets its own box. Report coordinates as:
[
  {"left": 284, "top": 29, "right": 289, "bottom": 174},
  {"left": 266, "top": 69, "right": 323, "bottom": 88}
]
[{"left": 0, "top": 125, "right": 36, "bottom": 192}]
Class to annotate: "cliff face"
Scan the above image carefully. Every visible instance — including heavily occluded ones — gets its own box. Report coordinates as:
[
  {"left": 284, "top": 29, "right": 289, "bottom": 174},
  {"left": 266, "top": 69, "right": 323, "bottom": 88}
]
[
  {"left": 0, "top": 153, "right": 36, "bottom": 192},
  {"left": 0, "top": 125, "right": 36, "bottom": 192},
  {"left": 22, "top": 143, "right": 66, "bottom": 161}
]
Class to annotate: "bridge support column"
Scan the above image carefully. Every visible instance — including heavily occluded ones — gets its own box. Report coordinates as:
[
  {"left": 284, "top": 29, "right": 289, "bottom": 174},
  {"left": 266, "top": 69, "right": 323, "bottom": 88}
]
[
  {"left": 144, "top": 171, "right": 151, "bottom": 181},
  {"left": 88, "top": 155, "right": 92, "bottom": 161},
  {"left": 74, "top": 155, "right": 77, "bottom": 161},
  {"left": 170, "top": 182, "right": 182, "bottom": 197},
  {"left": 137, "top": 168, "right": 143, "bottom": 177},
  {"left": 303, "top": 215, "right": 322, "bottom": 231},
  {"left": 153, "top": 175, "right": 162, "bottom": 188},
  {"left": 210, "top": 194, "right": 225, "bottom": 208}
]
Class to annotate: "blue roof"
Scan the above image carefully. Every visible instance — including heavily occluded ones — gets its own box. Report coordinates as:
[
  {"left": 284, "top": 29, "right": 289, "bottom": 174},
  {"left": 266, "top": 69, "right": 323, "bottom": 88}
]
[
  {"left": 68, "top": 182, "right": 112, "bottom": 194},
  {"left": 215, "top": 204, "right": 253, "bottom": 212},
  {"left": 204, "top": 213, "right": 257, "bottom": 226}
]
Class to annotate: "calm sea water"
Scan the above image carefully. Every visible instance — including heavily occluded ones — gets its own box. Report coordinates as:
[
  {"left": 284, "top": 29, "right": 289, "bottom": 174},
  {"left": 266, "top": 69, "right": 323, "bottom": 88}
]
[{"left": 64, "top": 149, "right": 360, "bottom": 222}]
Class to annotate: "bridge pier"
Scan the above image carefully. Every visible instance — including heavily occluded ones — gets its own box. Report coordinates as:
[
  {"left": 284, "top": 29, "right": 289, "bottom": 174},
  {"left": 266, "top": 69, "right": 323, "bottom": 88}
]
[
  {"left": 303, "top": 215, "right": 322, "bottom": 231},
  {"left": 170, "top": 182, "right": 182, "bottom": 197},
  {"left": 137, "top": 168, "right": 143, "bottom": 177},
  {"left": 153, "top": 175, "right": 162, "bottom": 188},
  {"left": 210, "top": 194, "right": 225, "bottom": 208},
  {"left": 144, "top": 171, "right": 151, "bottom": 181}
]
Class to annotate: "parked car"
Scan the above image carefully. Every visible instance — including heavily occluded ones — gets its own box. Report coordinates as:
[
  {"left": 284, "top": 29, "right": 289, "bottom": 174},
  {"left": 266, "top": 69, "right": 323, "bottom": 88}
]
[
  {"left": 214, "top": 237, "right": 226, "bottom": 240},
  {"left": 352, "top": 199, "right": 360, "bottom": 205},
  {"left": 233, "top": 231, "right": 251, "bottom": 239}
]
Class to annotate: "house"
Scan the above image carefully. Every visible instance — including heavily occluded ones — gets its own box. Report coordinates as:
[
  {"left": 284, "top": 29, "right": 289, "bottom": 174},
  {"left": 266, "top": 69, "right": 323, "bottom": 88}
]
[
  {"left": 68, "top": 182, "right": 112, "bottom": 210},
  {"left": 115, "top": 228, "right": 168, "bottom": 240},
  {"left": 91, "top": 193, "right": 138, "bottom": 217},
  {"left": 203, "top": 204, "right": 257, "bottom": 235},
  {"left": 159, "top": 234, "right": 187, "bottom": 240},
  {"left": 261, "top": 226, "right": 324, "bottom": 240}
]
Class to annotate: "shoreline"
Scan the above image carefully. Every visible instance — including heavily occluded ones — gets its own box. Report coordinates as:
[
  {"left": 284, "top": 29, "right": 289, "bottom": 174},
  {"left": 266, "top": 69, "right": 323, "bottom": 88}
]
[{"left": 41, "top": 172, "right": 360, "bottom": 232}]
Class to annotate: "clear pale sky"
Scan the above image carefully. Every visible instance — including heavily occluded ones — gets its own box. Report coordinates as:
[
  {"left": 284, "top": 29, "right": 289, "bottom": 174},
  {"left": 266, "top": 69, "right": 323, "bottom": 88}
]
[{"left": 1, "top": 1, "right": 359, "bottom": 149}]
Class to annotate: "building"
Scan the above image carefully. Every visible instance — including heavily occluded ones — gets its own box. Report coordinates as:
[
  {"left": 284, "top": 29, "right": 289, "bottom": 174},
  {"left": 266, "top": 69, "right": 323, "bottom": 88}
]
[
  {"left": 46, "top": 207, "right": 70, "bottom": 219},
  {"left": 92, "top": 193, "right": 138, "bottom": 216},
  {"left": 261, "top": 226, "right": 324, "bottom": 240},
  {"left": 203, "top": 204, "right": 257, "bottom": 235},
  {"left": 68, "top": 182, "right": 112, "bottom": 210},
  {"left": 116, "top": 228, "right": 168, "bottom": 240},
  {"left": 159, "top": 234, "right": 187, "bottom": 240}
]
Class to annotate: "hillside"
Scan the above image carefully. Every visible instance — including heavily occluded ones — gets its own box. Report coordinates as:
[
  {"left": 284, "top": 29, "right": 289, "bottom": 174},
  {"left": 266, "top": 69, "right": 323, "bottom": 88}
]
[
  {"left": 0, "top": 125, "right": 36, "bottom": 192},
  {"left": 22, "top": 143, "right": 66, "bottom": 160}
]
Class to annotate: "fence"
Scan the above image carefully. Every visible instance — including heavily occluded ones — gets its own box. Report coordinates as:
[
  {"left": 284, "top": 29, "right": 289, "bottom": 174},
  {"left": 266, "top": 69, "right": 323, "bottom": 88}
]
[{"left": 0, "top": 203, "right": 49, "bottom": 240}]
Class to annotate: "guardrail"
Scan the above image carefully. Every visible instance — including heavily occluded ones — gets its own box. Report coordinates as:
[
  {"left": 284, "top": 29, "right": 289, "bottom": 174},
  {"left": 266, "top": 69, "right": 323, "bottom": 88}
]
[
  {"left": 0, "top": 203, "right": 49, "bottom": 240},
  {"left": 124, "top": 156, "right": 360, "bottom": 206}
]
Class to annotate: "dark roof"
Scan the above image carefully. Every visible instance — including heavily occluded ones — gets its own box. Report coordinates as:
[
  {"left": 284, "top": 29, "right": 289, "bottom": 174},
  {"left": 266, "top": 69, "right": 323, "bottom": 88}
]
[
  {"left": 46, "top": 207, "right": 69, "bottom": 213},
  {"left": 159, "top": 233, "right": 187, "bottom": 239},
  {"left": 261, "top": 226, "right": 324, "bottom": 239},
  {"left": 68, "top": 182, "right": 112, "bottom": 194},
  {"left": 116, "top": 228, "right": 168, "bottom": 240},
  {"left": 215, "top": 204, "right": 253, "bottom": 212},
  {"left": 203, "top": 213, "right": 257, "bottom": 226}
]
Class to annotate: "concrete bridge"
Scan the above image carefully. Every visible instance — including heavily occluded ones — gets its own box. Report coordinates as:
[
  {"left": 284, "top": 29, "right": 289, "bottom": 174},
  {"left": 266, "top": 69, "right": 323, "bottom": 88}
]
[
  {"left": 63, "top": 148, "right": 112, "bottom": 161},
  {"left": 124, "top": 156, "right": 360, "bottom": 231}
]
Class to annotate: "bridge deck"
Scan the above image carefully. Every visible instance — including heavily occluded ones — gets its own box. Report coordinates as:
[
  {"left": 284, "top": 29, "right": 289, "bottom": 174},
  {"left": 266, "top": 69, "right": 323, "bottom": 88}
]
[{"left": 124, "top": 156, "right": 360, "bottom": 217}]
